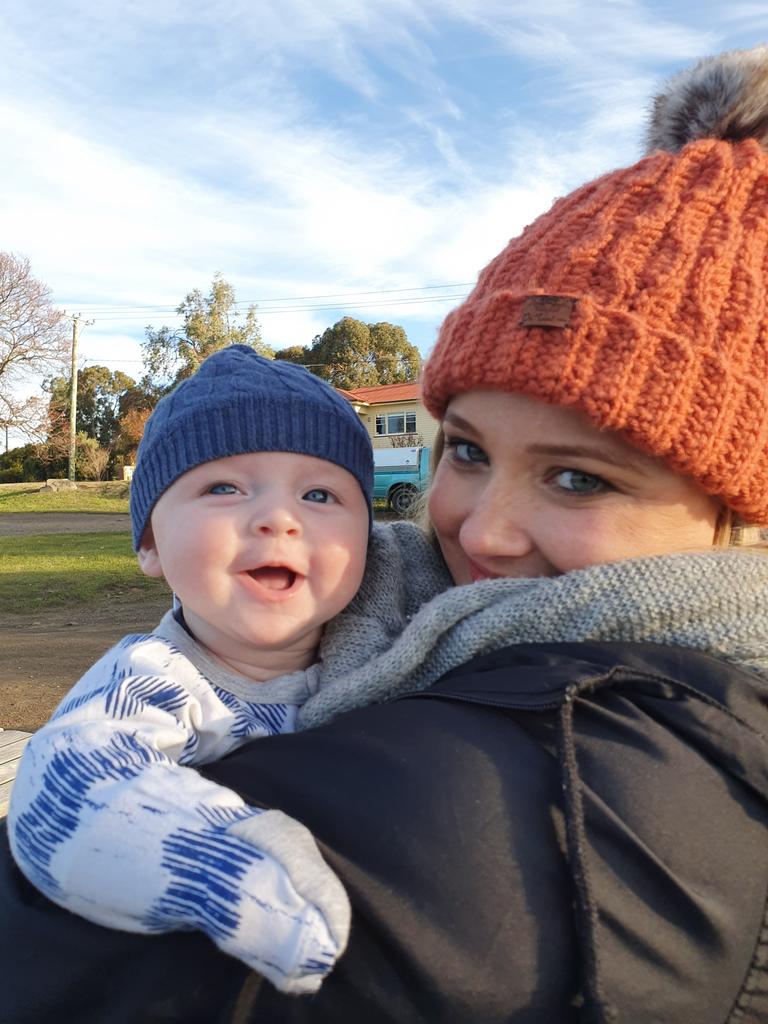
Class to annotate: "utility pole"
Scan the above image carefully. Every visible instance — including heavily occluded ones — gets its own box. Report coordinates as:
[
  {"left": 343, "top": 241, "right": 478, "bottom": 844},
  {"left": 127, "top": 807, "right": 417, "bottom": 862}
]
[
  {"left": 65, "top": 313, "right": 94, "bottom": 483},
  {"left": 68, "top": 316, "right": 79, "bottom": 481}
]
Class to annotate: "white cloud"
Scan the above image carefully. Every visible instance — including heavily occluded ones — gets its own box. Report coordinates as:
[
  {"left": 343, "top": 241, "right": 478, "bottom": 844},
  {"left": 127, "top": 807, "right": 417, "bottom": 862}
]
[{"left": 3, "top": 0, "right": 768, "bottom": 405}]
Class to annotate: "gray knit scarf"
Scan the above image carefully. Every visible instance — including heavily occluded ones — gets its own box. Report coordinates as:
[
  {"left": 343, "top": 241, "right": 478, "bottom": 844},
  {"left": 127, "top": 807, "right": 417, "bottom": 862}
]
[{"left": 300, "top": 522, "right": 768, "bottom": 730}]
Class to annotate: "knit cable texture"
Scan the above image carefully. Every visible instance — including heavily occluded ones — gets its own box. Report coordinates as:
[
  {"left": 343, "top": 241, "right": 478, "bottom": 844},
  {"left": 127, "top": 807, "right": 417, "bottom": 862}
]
[{"left": 421, "top": 138, "right": 768, "bottom": 522}]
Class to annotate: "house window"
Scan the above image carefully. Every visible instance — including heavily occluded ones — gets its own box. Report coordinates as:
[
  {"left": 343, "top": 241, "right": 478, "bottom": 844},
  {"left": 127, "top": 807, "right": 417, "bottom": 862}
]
[
  {"left": 375, "top": 410, "right": 417, "bottom": 435},
  {"left": 387, "top": 413, "right": 405, "bottom": 435}
]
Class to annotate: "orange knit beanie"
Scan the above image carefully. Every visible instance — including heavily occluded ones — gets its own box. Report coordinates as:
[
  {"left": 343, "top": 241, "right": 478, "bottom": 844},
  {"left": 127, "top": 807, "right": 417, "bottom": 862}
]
[{"left": 421, "top": 46, "right": 768, "bottom": 523}]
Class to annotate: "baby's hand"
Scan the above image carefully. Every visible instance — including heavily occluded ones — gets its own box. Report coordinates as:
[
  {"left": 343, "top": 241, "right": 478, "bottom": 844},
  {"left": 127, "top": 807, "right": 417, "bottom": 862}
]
[{"left": 164, "top": 808, "right": 350, "bottom": 994}]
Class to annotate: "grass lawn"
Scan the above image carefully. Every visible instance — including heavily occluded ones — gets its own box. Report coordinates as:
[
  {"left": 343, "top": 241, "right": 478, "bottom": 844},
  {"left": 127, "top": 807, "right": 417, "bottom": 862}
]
[
  {"left": 0, "top": 482, "right": 129, "bottom": 514},
  {"left": 0, "top": 532, "right": 169, "bottom": 613},
  {"left": 0, "top": 484, "right": 405, "bottom": 518}
]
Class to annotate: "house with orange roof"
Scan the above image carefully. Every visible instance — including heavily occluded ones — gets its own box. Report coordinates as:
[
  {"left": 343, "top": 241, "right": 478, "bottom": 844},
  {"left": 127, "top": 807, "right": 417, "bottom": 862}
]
[{"left": 338, "top": 381, "right": 439, "bottom": 449}]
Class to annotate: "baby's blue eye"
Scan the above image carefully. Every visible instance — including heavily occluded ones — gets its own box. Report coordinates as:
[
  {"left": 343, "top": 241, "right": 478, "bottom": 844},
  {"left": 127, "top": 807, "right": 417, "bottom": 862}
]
[
  {"left": 553, "top": 470, "right": 606, "bottom": 494},
  {"left": 208, "top": 483, "right": 238, "bottom": 495},
  {"left": 303, "top": 488, "right": 332, "bottom": 503}
]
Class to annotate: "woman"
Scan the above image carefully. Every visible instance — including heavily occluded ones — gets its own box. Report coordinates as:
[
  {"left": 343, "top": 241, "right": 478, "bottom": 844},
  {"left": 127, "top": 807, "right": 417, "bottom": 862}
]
[{"left": 3, "top": 46, "right": 768, "bottom": 1023}]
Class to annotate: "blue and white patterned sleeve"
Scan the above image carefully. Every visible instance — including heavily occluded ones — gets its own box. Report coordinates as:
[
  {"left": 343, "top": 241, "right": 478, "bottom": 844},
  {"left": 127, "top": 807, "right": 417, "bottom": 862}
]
[{"left": 7, "top": 634, "right": 350, "bottom": 995}]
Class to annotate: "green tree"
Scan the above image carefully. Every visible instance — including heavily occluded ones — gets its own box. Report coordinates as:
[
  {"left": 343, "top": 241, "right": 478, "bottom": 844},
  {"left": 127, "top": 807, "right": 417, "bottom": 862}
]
[
  {"left": 45, "top": 365, "right": 136, "bottom": 448},
  {"left": 274, "top": 344, "right": 311, "bottom": 366},
  {"left": 368, "top": 322, "right": 421, "bottom": 384},
  {"left": 0, "top": 442, "right": 46, "bottom": 483},
  {"left": 142, "top": 274, "right": 273, "bottom": 391},
  {"left": 284, "top": 317, "right": 420, "bottom": 390},
  {"left": 116, "top": 380, "right": 156, "bottom": 425}
]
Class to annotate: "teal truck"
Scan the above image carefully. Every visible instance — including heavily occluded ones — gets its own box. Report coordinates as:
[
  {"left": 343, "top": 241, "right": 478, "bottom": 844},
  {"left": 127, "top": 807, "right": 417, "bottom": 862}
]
[{"left": 373, "top": 446, "right": 431, "bottom": 516}]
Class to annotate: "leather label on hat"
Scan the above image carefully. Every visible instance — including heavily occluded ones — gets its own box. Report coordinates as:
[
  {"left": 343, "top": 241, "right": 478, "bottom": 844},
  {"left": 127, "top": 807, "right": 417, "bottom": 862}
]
[{"left": 519, "top": 295, "right": 576, "bottom": 328}]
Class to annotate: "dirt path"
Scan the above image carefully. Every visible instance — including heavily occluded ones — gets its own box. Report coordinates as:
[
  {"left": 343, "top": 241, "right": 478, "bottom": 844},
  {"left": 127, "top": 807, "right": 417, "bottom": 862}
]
[
  {"left": 1, "top": 593, "right": 172, "bottom": 733},
  {"left": 1, "top": 513, "right": 168, "bottom": 732}
]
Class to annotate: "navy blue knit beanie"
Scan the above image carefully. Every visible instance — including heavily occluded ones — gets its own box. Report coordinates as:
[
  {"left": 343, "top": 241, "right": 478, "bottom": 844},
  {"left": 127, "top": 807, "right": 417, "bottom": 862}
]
[{"left": 130, "top": 345, "right": 373, "bottom": 549}]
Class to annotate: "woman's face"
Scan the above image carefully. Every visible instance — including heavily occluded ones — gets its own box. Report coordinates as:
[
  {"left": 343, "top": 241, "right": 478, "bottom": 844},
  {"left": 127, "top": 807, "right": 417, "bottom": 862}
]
[{"left": 429, "top": 390, "right": 722, "bottom": 584}]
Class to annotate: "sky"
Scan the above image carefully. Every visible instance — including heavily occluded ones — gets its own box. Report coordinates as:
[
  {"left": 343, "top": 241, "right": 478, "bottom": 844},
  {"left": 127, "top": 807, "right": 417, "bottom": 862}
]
[{"left": 3, "top": 1, "right": 768, "bottom": 446}]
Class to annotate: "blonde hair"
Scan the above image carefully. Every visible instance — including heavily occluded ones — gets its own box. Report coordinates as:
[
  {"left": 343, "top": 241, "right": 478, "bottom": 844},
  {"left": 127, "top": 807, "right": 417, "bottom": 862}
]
[
  {"left": 415, "top": 431, "right": 445, "bottom": 536},
  {"left": 421, "top": 426, "right": 766, "bottom": 549},
  {"left": 713, "top": 507, "right": 765, "bottom": 548}
]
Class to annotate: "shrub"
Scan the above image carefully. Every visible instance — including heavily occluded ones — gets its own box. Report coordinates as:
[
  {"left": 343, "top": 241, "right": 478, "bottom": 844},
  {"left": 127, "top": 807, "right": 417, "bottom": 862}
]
[{"left": 0, "top": 444, "right": 46, "bottom": 482}]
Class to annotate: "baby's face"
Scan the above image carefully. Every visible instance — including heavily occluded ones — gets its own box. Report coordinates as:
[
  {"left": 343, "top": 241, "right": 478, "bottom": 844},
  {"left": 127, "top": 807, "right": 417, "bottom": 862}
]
[{"left": 137, "top": 452, "right": 369, "bottom": 669}]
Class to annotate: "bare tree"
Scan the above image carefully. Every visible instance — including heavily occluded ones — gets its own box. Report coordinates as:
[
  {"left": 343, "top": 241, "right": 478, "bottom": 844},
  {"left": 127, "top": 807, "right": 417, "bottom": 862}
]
[
  {"left": 0, "top": 393, "right": 51, "bottom": 444},
  {"left": 38, "top": 422, "right": 110, "bottom": 480},
  {"left": 389, "top": 432, "right": 423, "bottom": 448},
  {"left": 0, "top": 253, "right": 68, "bottom": 406},
  {"left": 78, "top": 437, "right": 111, "bottom": 480}
]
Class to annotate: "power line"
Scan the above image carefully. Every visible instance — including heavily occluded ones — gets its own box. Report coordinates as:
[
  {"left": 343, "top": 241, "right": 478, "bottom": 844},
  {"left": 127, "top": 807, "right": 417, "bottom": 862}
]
[
  {"left": 90, "top": 292, "right": 470, "bottom": 322},
  {"left": 64, "top": 282, "right": 475, "bottom": 316},
  {"left": 72, "top": 282, "right": 475, "bottom": 312},
  {"left": 80, "top": 358, "right": 354, "bottom": 368},
  {"left": 82, "top": 358, "right": 145, "bottom": 364},
  {"left": 72, "top": 284, "right": 471, "bottom": 370}
]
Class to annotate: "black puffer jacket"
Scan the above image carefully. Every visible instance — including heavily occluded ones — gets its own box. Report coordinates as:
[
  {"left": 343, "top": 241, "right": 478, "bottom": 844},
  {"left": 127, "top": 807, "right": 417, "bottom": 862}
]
[{"left": 2, "top": 641, "right": 767, "bottom": 1023}]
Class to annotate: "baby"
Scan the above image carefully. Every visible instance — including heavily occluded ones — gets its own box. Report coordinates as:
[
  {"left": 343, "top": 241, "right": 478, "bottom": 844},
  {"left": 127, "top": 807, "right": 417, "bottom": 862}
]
[{"left": 8, "top": 344, "right": 373, "bottom": 995}]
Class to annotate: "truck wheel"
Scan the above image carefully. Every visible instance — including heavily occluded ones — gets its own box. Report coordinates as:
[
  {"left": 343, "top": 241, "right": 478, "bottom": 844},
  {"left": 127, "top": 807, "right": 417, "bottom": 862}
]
[{"left": 389, "top": 485, "right": 418, "bottom": 517}]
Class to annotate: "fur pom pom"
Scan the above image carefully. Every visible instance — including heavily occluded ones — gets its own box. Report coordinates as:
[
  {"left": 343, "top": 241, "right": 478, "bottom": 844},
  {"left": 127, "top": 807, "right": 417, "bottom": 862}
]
[{"left": 645, "top": 45, "right": 768, "bottom": 154}]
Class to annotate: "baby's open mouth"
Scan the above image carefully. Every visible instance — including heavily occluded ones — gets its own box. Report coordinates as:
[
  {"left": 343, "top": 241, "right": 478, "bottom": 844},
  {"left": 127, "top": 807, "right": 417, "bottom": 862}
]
[{"left": 247, "top": 566, "right": 298, "bottom": 591}]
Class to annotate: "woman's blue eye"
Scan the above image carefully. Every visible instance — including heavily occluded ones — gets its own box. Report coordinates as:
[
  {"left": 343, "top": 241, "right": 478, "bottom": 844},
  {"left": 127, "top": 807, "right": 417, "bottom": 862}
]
[
  {"left": 448, "top": 440, "right": 487, "bottom": 464},
  {"left": 208, "top": 483, "right": 238, "bottom": 495},
  {"left": 303, "top": 488, "right": 332, "bottom": 504},
  {"left": 553, "top": 469, "right": 606, "bottom": 494}
]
